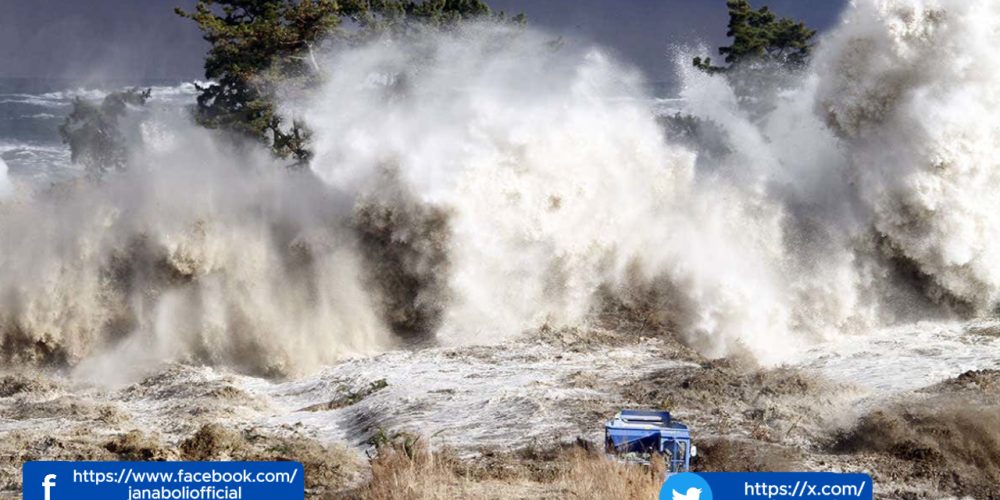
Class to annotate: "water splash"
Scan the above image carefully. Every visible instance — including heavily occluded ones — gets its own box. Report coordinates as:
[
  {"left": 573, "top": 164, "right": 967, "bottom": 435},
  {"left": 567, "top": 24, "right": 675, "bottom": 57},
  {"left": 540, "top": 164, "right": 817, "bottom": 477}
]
[
  {"left": 2, "top": 1, "right": 1000, "bottom": 379},
  {"left": 301, "top": 25, "right": 831, "bottom": 363},
  {"left": 815, "top": 0, "right": 1000, "bottom": 311}
]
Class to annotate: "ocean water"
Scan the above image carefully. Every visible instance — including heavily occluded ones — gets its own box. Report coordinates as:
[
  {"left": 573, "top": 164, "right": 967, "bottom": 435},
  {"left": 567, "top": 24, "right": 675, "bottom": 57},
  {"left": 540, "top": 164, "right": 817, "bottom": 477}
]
[
  {"left": 1, "top": 0, "right": 1000, "bottom": 399},
  {"left": 0, "top": 78, "right": 200, "bottom": 185}
]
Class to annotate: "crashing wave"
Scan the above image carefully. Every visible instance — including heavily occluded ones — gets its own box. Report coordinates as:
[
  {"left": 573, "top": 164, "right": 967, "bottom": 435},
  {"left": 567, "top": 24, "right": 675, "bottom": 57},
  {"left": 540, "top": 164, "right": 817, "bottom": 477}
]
[
  {"left": 816, "top": 0, "right": 1000, "bottom": 311},
  {"left": 2, "top": 0, "right": 1000, "bottom": 379}
]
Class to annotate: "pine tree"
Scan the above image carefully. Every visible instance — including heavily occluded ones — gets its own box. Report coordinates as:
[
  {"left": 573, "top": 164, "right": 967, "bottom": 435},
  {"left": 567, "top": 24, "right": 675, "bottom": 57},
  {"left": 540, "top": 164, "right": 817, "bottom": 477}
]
[
  {"left": 693, "top": 0, "right": 816, "bottom": 73},
  {"left": 176, "top": 1, "right": 342, "bottom": 163},
  {"left": 177, "top": 0, "right": 517, "bottom": 164}
]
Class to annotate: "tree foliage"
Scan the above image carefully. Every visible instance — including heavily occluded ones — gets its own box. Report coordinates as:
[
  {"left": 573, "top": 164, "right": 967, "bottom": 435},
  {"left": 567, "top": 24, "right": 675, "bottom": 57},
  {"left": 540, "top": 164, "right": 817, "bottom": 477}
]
[
  {"left": 176, "top": 1, "right": 340, "bottom": 163},
  {"left": 59, "top": 88, "right": 151, "bottom": 179},
  {"left": 177, "top": 0, "right": 518, "bottom": 164},
  {"left": 346, "top": 0, "right": 502, "bottom": 33},
  {"left": 693, "top": 0, "right": 816, "bottom": 74}
]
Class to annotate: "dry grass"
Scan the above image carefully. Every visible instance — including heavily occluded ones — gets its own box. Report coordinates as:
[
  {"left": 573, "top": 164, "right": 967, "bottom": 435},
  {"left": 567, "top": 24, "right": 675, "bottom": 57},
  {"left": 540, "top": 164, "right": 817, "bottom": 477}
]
[
  {"left": 554, "top": 447, "right": 664, "bottom": 500},
  {"left": 359, "top": 438, "right": 664, "bottom": 500},
  {"left": 178, "top": 424, "right": 366, "bottom": 497},
  {"left": 361, "top": 437, "right": 463, "bottom": 500}
]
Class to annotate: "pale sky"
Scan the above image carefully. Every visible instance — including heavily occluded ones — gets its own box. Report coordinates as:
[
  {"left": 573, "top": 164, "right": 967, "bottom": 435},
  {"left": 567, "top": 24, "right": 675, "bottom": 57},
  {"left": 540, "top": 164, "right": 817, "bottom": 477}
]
[{"left": 0, "top": 0, "right": 847, "bottom": 82}]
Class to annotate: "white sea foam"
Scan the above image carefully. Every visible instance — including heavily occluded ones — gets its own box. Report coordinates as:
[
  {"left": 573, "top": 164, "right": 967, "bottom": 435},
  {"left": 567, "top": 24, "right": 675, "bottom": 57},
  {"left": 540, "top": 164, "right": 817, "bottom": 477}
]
[{"left": 815, "top": 0, "right": 1000, "bottom": 311}]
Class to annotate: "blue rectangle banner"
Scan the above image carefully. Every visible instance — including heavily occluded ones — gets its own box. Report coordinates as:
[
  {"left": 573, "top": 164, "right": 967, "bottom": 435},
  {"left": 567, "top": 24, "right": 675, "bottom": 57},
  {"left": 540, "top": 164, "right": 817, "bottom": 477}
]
[
  {"left": 661, "top": 472, "right": 873, "bottom": 500},
  {"left": 22, "top": 461, "right": 304, "bottom": 500}
]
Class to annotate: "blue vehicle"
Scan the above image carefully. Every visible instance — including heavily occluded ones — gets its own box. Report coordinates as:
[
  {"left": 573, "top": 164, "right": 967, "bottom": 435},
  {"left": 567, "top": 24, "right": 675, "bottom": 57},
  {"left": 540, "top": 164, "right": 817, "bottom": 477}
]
[{"left": 604, "top": 409, "right": 696, "bottom": 472}]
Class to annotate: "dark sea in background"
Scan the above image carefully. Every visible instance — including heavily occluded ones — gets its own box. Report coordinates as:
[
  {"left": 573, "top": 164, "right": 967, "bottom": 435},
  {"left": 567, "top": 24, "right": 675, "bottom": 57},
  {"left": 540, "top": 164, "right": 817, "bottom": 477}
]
[
  {"left": 0, "top": 78, "right": 200, "bottom": 186},
  {"left": 0, "top": 77, "right": 680, "bottom": 189}
]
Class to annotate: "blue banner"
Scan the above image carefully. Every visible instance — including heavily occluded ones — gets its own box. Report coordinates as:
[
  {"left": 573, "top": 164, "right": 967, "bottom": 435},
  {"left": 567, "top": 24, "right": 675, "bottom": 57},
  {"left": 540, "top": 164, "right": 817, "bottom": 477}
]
[
  {"left": 661, "top": 472, "right": 873, "bottom": 500},
  {"left": 22, "top": 462, "right": 304, "bottom": 500}
]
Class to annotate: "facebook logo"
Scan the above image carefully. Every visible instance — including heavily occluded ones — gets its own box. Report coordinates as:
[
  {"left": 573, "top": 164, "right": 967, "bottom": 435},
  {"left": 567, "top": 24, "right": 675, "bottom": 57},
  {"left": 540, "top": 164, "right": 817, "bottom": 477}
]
[
  {"left": 23, "top": 461, "right": 305, "bottom": 499},
  {"left": 41, "top": 473, "right": 56, "bottom": 500}
]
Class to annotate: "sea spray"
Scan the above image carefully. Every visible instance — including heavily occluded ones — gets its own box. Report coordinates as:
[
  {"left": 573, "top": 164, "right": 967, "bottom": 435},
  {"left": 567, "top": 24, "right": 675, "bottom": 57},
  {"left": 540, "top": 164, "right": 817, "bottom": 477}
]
[
  {"left": 671, "top": 54, "right": 880, "bottom": 345},
  {"left": 302, "top": 28, "right": 697, "bottom": 344},
  {"left": 814, "top": 0, "right": 1000, "bottom": 312},
  {"left": 0, "top": 110, "right": 390, "bottom": 381},
  {"left": 0, "top": 25, "right": 814, "bottom": 374},
  {"left": 302, "top": 25, "right": 854, "bottom": 362},
  {"left": 2, "top": 1, "right": 999, "bottom": 379}
]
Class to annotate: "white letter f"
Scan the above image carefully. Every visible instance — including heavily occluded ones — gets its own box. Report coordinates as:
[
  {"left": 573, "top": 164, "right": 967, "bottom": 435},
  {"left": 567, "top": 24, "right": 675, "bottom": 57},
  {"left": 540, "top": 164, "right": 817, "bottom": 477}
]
[{"left": 42, "top": 474, "right": 57, "bottom": 500}]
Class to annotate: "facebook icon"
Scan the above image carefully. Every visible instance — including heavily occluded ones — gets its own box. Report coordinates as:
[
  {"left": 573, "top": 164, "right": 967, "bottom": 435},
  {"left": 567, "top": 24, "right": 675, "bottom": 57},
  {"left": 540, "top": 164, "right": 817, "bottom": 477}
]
[{"left": 41, "top": 474, "right": 56, "bottom": 500}]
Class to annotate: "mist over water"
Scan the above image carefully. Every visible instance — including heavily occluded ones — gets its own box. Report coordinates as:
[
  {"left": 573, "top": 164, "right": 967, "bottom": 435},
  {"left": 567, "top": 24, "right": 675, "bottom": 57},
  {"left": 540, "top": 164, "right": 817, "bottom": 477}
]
[
  {"left": 0, "top": 0, "right": 998, "bottom": 381},
  {"left": 0, "top": 157, "right": 12, "bottom": 198}
]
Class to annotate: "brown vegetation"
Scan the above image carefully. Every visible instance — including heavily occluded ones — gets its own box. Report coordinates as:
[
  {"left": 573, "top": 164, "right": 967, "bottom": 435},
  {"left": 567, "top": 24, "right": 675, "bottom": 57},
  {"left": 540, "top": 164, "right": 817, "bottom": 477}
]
[
  {"left": 353, "top": 438, "right": 663, "bottom": 500},
  {"left": 180, "top": 424, "right": 366, "bottom": 497}
]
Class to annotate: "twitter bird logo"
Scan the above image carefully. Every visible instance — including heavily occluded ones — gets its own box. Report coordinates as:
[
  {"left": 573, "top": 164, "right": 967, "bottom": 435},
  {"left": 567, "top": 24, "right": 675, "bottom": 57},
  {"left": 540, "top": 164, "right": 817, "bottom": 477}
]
[
  {"left": 673, "top": 487, "right": 702, "bottom": 500},
  {"left": 661, "top": 473, "right": 713, "bottom": 500}
]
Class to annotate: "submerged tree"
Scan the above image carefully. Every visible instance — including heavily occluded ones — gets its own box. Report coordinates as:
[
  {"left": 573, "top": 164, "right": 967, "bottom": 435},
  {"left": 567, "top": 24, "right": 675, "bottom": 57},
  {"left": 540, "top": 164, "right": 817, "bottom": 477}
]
[
  {"left": 59, "top": 88, "right": 151, "bottom": 179},
  {"left": 693, "top": 0, "right": 816, "bottom": 73},
  {"left": 177, "top": 0, "right": 518, "bottom": 164}
]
